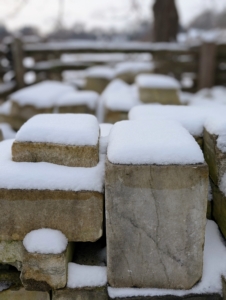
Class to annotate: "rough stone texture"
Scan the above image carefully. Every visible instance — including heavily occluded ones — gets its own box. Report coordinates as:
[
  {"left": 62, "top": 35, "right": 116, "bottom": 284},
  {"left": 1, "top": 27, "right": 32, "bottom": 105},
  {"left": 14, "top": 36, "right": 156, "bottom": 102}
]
[
  {"left": 104, "top": 109, "right": 128, "bottom": 124},
  {"left": 85, "top": 77, "right": 110, "bottom": 94},
  {"left": 0, "top": 287, "right": 50, "bottom": 300},
  {"left": 20, "top": 243, "right": 74, "bottom": 291},
  {"left": 203, "top": 128, "right": 226, "bottom": 186},
  {"left": 105, "top": 160, "right": 208, "bottom": 289},
  {"left": 110, "top": 294, "right": 222, "bottom": 300},
  {"left": 139, "top": 88, "right": 180, "bottom": 105},
  {"left": 58, "top": 105, "right": 95, "bottom": 115},
  {"left": 10, "top": 101, "right": 53, "bottom": 121},
  {"left": 12, "top": 140, "right": 99, "bottom": 168},
  {"left": 0, "top": 189, "right": 103, "bottom": 242},
  {"left": 52, "top": 287, "right": 108, "bottom": 300},
  {"left": 0, "top": 241, "right": 23, "bottom": 270},
  {"left": 211, "top": 181, "right": 226, "bottom": 239}
]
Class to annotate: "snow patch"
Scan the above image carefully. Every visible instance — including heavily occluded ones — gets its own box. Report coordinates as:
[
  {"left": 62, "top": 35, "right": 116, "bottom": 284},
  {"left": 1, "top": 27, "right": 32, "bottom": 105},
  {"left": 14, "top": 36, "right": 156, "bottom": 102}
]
[
  {"left": 56, "top": 91, "right": 99, "bottom": 110},
  {"left": 86, "top": 66, "right": 115, "bottom": 80},
  {"left": 115, "top": 61, "right": 154, "bottom": 75},
  {"left": 100, "top": 123, "right": 113, "bottom": 154},
  {"left": 136, "top": 74, "right": 180, "bottom": 89}
]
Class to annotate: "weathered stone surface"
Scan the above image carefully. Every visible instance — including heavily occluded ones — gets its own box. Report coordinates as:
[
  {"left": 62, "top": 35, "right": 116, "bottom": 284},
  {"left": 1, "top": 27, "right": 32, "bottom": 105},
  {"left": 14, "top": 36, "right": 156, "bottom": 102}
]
[
  {"left": 203, "top": 129, "right": 226, "bottom": 186},
  {"left": 110, "top": 294, "right": 222, "bottom": 300},
  {"left": 105, "top": 160, "right": 208, "bottom": 289},
  {"left": 0, "top": 269, "right": 21, "bottom": 290},
  {"left": 195, "top": 136, "right": 203, "bottom": 150},
  {"left": 11, "top": 101, "right": 53, "bottom": 121},
  {"left": 0, "top": 189, "right": 103, "bottom": 242},
  {"left": 58, "top": 105, "right": 95, "bottom": 115},
  {"left": 52, "top": 286, "right": 108, "bottom": 300},
  {"left": 211, "top": 181, "right": 226, "bottom": 239},
  {"left": 21, "top": 243, "right": 74, "bottom": 291},
  {"left": 85, "top": 77, "right": 110, "bottom": 94},
  {"left": 12, "top": 141, "right": 99, "bottom": 167},
  {"left": 104, "top": 109, "right": 128, "bottom": 124},
  {"left": 139, "top": 88, "right": 180, "bottom": 105},
  {"left": 0, "top": 287, "right": 50, "bottom": 300},
  {"left": 0, "top": 241, "right": 23, "bottom": 270}
]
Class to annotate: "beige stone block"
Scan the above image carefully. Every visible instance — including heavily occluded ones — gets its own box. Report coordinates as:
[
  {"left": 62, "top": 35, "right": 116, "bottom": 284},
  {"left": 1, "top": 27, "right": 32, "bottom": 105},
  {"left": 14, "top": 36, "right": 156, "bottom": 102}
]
[
  {"left": 105, "top": 159, "right": 208, "bottom": 289},
  {"left": 203, "top": 128, "right": 226, "bottom": 185},
  {"left": 0, "top": 114, "right": 26, "bottom": 131},
  {"left": 52, "top": 287, "right": 107, "bottom": 300},
  {"left": 20, "top": 243, "right": 74, "bottom": 291},
  {"left": 0, "top": 189, "right": 103, "bottom": 242},
  {"left": 104, "top": 109, "right": 128, "bottom": 124},
  {"left": 12, "top": 140, "right": 99, "bottom": 168},
  {"left": 139, "top": 88, "right": 180, "bottom": 105},
  {"left": 58, "top": 105, "right": 95, "bottom": 115},
  {"left": 0, "top": 287, "right": 50, "bottom": 300},
  {"left": 10, "top": 101, "right": 53, "bottom": 121},
  {"left": 116, "top": 71, "right": 152, "bottom": 85},
  {"left": 85, "top": 77, "right": 110, "bottom": 94},
  {"left": 0, "top": 241, "right": 23, "bottom": 270}
]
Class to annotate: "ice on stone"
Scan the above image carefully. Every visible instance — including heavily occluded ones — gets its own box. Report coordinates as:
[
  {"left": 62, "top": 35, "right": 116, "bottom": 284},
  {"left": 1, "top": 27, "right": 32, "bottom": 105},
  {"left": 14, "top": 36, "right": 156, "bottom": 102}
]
[
  {"left": 23, "top": 228, "right": 68, "bottom": 254},
  {"left": 107, "top": 119, "right": 204, "bottom": 165},
  {"left": 136, "top": 74, "right": 180, "bottom": 89}
]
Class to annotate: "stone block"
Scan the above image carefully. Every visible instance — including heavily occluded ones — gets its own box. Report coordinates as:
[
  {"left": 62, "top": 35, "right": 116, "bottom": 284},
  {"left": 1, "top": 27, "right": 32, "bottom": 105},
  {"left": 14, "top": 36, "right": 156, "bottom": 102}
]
[
  {"left": 105, "top": 160, "right": 208, "bottom": 289},
  {"left": 0, "top": 241, "right": 23, "bottom": 270},
  {"left": 108, "top": 294, "right": 221, "bottom": 300},
  {"left": 104, "top": 109, "right": 128, "bottom": 124},
  {"left": 52, "top": 286, "right": 108, "bottom": 300},
  {"left": 207, "top": 201, "right": 212, "bottom": 220},
  {"left": 0, "top": 287, "right": 50, "bottom": 300},
  {"left": 58, "top": 105, "right": 95, "bottom": 115},
  {"left": 0, "top": 189, "right": 103, "bottom": 242},
  {"left": 139, "top": 88, "right": 180, "bottom": 105},
  {"left": 85, "top": 77, "right": 110, "bottom": 94},
  {"left": 0, "top": 269, "right": 21, "bottom": 290},
  {"left": 203, "top": 128, "right": 226, "bottom": 186},
  {"left": 20, "top": 243, "right": 74, "bottom": 291},
  {"left": 0, "top": 114, "right": 26, "bottom": 131},
  {"left": 12, "top": 141, "right": 99, "bottom": 168}
]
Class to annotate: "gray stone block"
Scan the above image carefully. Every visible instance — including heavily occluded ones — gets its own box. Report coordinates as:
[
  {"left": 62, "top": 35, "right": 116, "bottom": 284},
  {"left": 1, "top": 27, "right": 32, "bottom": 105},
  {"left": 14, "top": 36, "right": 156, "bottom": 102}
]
[
  {"left": 52, "top": 286, "right": 108, "bottom": 300},
  {"left": 0, "top": 287, "right": 50, "bottom": 300}
]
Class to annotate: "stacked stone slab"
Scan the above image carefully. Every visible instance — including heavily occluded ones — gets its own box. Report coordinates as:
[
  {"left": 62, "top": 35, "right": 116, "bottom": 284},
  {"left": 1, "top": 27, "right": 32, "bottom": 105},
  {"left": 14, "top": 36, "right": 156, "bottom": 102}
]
[
  {"left": 0, "top": 113, "right": 104, "bottom": 293},
  {"left": 203, "top": 117, "right": 226, "bottom": 236},
  {"left": 105, "top": 120, "right": 208, "bottom": 289},
  {"left": 136, "top": 74, "right": 180, "bottom": 105},
  {"left": 85, "top": 66, "right": 115, "bottom": 94}
]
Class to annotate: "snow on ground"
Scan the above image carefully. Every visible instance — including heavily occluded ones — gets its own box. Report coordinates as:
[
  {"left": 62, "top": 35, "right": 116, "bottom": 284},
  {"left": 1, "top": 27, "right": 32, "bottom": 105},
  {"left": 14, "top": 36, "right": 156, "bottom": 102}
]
[
  {"left": 85, "top": 66, "right": 115, "bottom": 80},
  {"left": 67, "top": 263, "right": 107, "bottom": 288},
  {"left": 129, "top": 105, "right": 226, "bottom": 137},
  {"left": 136, "top": 74, "right": 180, "bottom": 89},
  {"left": 107, "top": 119, "right": 204, "bottom": 165},
  {"left": 15, "top": 114, "right": 99, "bottom": 146},
  {"left": 108, "top": 220, "right": 226, "bottom": 298},
  {"left": 102, "top": 79, "right": 141, "bottom": 112},
  {"left": 100, "top": 123, "right": 113, "bottom": 154},
  {"left": 115, "top": 61, "right": 154, "bottom": 76},
  {"left": 0, "top": 123, "right": 16, "bottom": 139},
  {"left": 9, "top": 81, "right": 75, "bottom": 108},
  {"left": 0, "top": 140, "right": 105, "bottom": 192},
  {"left": 23, "top": 228, "right": 68, "bottom": 254},
  {"left": 55, "top": 91, "right": 99, "bottom": 110}
]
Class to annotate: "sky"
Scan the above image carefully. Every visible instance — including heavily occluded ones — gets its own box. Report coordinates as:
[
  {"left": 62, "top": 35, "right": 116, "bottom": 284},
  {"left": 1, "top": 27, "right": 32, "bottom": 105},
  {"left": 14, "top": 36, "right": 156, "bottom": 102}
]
[{"left": 0, "top": 0, "right": 226, "bottom": 34}]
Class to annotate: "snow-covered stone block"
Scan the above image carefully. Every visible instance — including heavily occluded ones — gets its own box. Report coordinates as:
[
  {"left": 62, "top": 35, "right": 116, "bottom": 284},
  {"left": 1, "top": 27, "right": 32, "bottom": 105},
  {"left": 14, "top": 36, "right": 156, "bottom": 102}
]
[
  {"left": 21, "top": 230, "right": 73, "bottom": 291},
  {"left": 0, "top": 140, "right": 104, "bottom": 242},
  {"left": 12, "top": 114, "right": 100, "bottom": 167},
  {"left": 56, "top": 91, "right": 99, "bottom": 115},
  {"left": 203, "top": 117, "right": 226, "bottom": 185},
  {"left": 0, "top": 287, "right": 50, "bottom": 300},
  {"left": 136, "top": 74, "right": 180, "bottom": 105},
  {"left": 105, "top": 120, "right": 208, "bottom": 289},
  {"left": 85, "top": 66, "right": 115, "bottom": 94}
]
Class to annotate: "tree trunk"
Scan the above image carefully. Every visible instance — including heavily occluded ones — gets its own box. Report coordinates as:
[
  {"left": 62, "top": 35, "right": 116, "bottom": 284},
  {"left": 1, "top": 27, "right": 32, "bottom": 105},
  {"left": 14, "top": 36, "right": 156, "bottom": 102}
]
[{"left": 152, "top": 0, "right": 179, "bottom": 42}]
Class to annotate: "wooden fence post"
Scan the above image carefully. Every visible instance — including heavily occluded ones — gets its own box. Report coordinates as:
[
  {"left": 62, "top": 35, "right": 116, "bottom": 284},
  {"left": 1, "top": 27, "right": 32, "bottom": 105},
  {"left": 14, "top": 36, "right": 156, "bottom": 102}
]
[
  {"left": 11, "top": 37, "right": 25, "bottom": 89},
  {"left": 198, "top": 42, "right": 217, "bottom": 90}
]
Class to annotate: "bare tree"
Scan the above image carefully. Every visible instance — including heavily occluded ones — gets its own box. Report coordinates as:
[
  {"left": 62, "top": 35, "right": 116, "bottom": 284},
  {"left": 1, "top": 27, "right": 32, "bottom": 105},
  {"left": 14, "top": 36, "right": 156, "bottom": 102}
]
[{"left": 152, "top": 0, "right": 179, "bottom": 42}]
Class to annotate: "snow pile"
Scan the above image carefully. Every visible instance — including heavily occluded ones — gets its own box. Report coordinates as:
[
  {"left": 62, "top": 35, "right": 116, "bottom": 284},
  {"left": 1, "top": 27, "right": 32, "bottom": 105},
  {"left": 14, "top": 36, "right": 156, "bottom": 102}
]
[
  {"left": 115, "top": 61, "right": 154, "bottom": 75},
  {"left": 189, "top": 87, "right": 226, "bottom": 107},
  {"left": 101, "top": 79, "right": 141, "bottom": 112},
  {"left": 100, "top": 123, "right": 113, "bottom": 154},
  {"left": 56, "top": 91, "right": 99, "bottom": 110},
  {"left": 0, "top": 123, "right": 16, "bottom": 139},
  {"left": 9, "top": 81, "right": 75, "bottom": 108},
  {"left": 0, "top": 140, "right": 105, "bottom": 192},
  {"left": 23, "top": 228, "right": 68, "bottom": 254},
  {"left": 67, "top": 263, "right": 107, "bottom": 288},
  {"left": 205, "top": 116, "right": 226, "bottom": 153},
  {"left": 0, "top": 101, "right": 11, "bottom": 115},
  {"left": 86, "top": 66, "right": 115, "bottom": 80},
  {"left": 15, "top": 114, "right": 99, "bottom": 146},
  {"left": 108, "top": 220, "right": 226, "bottom": 298},
  {"left": 129, "top": 105, "right": 226, "bottom": 137},
  {"left": 107, "top": 120, "right": 204, "bottom": 165},
  {"left": 136, "top": 74, "right": 180, "bottom": 89}
]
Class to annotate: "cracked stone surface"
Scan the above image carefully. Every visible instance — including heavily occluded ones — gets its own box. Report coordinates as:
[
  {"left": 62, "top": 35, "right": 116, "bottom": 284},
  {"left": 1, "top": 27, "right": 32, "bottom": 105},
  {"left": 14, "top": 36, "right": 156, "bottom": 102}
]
[{"left": 105, "top": 160, "right": 208, "bottom": 289}]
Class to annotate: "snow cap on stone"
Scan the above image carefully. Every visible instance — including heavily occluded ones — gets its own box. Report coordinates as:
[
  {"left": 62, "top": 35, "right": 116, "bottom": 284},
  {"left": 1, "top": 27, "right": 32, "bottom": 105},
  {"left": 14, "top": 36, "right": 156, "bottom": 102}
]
[{"left": 136, "top": 74, "right": 180, "bottom": 89}]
